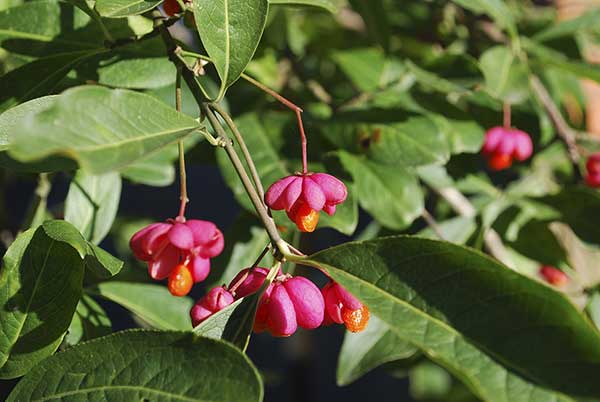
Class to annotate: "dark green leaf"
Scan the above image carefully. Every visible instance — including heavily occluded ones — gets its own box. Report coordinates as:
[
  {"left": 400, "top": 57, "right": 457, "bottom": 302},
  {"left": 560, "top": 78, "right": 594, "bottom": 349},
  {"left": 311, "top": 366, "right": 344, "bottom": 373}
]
[
  {"left": 91, "top": 281, "right": 193, "bottom": 330},
  {"left": 365, "top": 117, "right": 451, "bottom": 167},
  {"left": 8, "top": 86, "right": 201, "bottom": 173},
  {"left": 451, "top": 0, "right": 518, "bottom": 41},
  {"left": 0, "top": 50, "right": 103, "bottom": 111},
  {"left": 268, "top": 0, "right": 336, "bottom": 13},
  {"left": 8, "top": 330, "right": 264, "bottom": 402},
  {"left": 65, "top": 295, "right": 112, "bottom": 346},
  {"left": 347, "top": 0, "right": 390, "bottom": 51},
  {"left": 337, "top": 314, "right": 418, "bottom": 386},
  {"left": 65, "top": 171, "right": 122, "bottom": 244},
  {"left": 0, "top": 222, "right": 86, "bottom": 378},
  {"left": 193, "top": 0, "right": 269, "bottom": 98},
  {"left": 303, "top": 236, "right": 600, "bottom": 401},
  {"left": 338, "top": 151, "right": 423, "bottom": 230},
  {"left": 527, "top": 42, "right": 600, "bottom": 84},
  {"left": 96, "top": 0, "right": 162, "bottom": 18}
]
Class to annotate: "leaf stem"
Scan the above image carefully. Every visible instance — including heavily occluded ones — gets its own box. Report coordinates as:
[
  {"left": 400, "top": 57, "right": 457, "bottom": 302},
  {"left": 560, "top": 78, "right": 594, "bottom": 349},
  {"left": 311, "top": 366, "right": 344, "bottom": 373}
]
[
  {"left": 175, "top": 67, "right": 188, "bottom": 220},
  {"left": 530, "top": 74, "right": 582, "bottom": 177},
  {"left": 503, "top": 101, "right": 511, "bottom": 128},
  {"left": 240, "top": 73, "right": 308, "bottom": 173},
  {"left": 209, "top": 102, "right": 266, "bottom": 201},
  {"left": 421, "top": 209, "right": 447, "bottom": 241}
]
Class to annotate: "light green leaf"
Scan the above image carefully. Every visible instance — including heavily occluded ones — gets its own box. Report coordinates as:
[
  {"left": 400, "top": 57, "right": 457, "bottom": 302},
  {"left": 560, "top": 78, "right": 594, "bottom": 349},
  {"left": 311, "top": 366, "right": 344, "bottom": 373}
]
[
  {"left": 96, "top": 0, "right": 162, "bottom": 18},
  {"left": 84, "top": 242, "right": 124, "bottom": 279},
  {"left": 268, "top": 0, "right": 336, "bottom": 13},
  {"left": 304, "top": 236, "right": 600, "bottom": 401},
  {"left": 193, "top": 0, "right": 269, "bottom": 99},
  {"left": 65, "top": 295, "right": 112, "bottom": 346},
  {"left": 406, "top": 60, "right": 470, "bottom": 95},
  {"left": 479, "top": 46, "right": 529, "bottom": 104},
  {"left": 8, "top": 330, "right": 264, "bottom": 402},
  {"left": 533, "top": 9, "right": 600, "bottom": 42},
  {"left": 338, "top": 151, "right": 423, "bottom": 230},
  {"left": 91, "top": 282, "right": 193, "bottom": 330},
  {"left": 337, "top": 315, "right": 418, "bottom": 386},
  {"left": 318, "top": 183, "right": 358, "bottom": 236},
  {"left": 0, "top": 222, "right": 86, "bottom": 378},
  {"left": 194, "top": 295, "right": 259, "bottom": 351},
  {"left": 65, "top": 171, "right": 122, "bottom": 245},
  {"left": 8, "top": 86, "right": 201, "bottom": 173}
]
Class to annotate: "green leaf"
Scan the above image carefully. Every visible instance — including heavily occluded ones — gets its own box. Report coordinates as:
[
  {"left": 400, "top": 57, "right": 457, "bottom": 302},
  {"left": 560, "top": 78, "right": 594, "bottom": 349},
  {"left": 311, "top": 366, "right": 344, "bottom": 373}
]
[
  {"left": 318, "top": 183, "right": 359, "bottom": 236},
  {"left": 80, "top": 38, "right": 177, "bottom": 89},
  {"left": 193, "top": 0, "right": 269, "bottom": 99},
  {"left": 338, "top": 151, "right": 423, "bottom": 230},
  {"left": 65, "top": 295, "right": 112, "bottom": 346},
  {"left": 332, "top": 48, "right": 387, "bottom": 92},
  {"left": 91, "top": 282, "right": 193, "bottom": 330},
  {"left": 8, "top": 86, "right": 201, "bottom": 173},
  {"left": 0, "top": 222, "right": 86, "bottom": 378},
  {"left": 194, "top": 294, "right": 259, "bottom": 351},
  {"left": 337, "top": 314, "right": 418, "bottom": 386},
  {"left": 406, "top": 60, "right": 470, "bottom": 95},
  {"left": 7, "top": 330, "right": 264, "bottom": 402},
  {"left": 65, "top": 171, "right": 122, "bottom": 245},
  {"left": 538, "top": 186, "right": 600, "bottom": 246},
  {"left": 549, "top": 222, "right": 600, "bottom": 289},
  {"left": 478, "top": 46, "right": 529, "bottom": 104},
  {"left": 0, "top": 50, "right": 103, "bottom": 111},
  {"left": 268, "top": 0, "right": 336, "bottom": 13},
  {"left": 526, "top": 41, "right": 600, "bottom": 84},
  {"left": 303, "top": 236, "right": 600, "bottom": 401},
  {"left": 533, "top": 9, "right": 600, "bottom": 42},
  {"left": 0, "top": 1, "right": 100, "bottom": 56},
  {"left": 365, "top": 117, "right": 451, "bottom": 167},
  {"left": 96, "top": 0, "right": 162, "bottom": 18},
  {"left": 347, "top": 0, "right": 390, "bottom": 51},
  {"left": 451, "top": 0, "right": 518, "bottom": 41},
  {"left": 85, "top": 243, "right": 124, "bottom": 279}
]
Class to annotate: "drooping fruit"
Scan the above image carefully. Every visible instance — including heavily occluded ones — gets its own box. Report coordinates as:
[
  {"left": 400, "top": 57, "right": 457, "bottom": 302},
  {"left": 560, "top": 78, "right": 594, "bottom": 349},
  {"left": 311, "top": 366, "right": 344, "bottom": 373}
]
[
  {"left": 168, "top": 264, "right": 193, "bottom": 296},
  {"left": 342, "top": 304, "right": 370, "bottom": 333}
]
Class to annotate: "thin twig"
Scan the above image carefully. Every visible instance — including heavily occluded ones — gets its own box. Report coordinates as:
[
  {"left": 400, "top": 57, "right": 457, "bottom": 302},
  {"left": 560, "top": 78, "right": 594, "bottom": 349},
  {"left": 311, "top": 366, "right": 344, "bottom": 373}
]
[
  {"left": 176, "top": 68, "right": 188, "bottom": 219},
  {"left": 209, "top": 103, "right": 266, "bottom": 201},
  {"left": 434, "top": 186, "right": 514, "bottom": 268},
  {"left": 530, "top": 75, "right": 582, "bottom": 175},
  {"left": 202, "top": 105, "right": 285, "bottom": 256},
  {"left": 241, "top": 73, "right": 309, "bottom": 173},
  {"left": 421, "top": 209, "right": 447, "bottom": 241}
]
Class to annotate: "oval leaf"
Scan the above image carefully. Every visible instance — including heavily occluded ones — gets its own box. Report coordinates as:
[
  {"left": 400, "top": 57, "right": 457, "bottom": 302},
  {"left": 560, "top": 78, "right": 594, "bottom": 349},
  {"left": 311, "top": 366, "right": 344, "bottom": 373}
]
[
  {"left": 268, "top": 0, "right": 336, "bottom": 13},
  {"left": 91, "top": 281, "right": 193, "bottom": 330},
  {"left": 8, "top": 330, "right": 264, "bottom": 402},
  {"left": 193, "top": 0, "right": 269, "bottom": 98},
  {"left": 337, "top": 314, "right": 418, "bottom": 386},
  {"left": 8, "top": 86, "right": 201, "bottom": 173},
  {"left": 304, "top": 236, "right": 600, "bottom": 401},
  {"left": 65, "top": 171, "right": 122, "bottom": 245},
  {"left": 96, "top": 0, "right": 162, "bottom": 18},
  {"left": 0, "top": 222, "right": 86, "bottom": 378}
]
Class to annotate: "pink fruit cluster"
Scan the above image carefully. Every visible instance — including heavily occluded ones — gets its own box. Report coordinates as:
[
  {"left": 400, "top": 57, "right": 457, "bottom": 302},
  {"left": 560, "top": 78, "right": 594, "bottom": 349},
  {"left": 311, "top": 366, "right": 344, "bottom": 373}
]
[
  {"left": 586, "top": 153, "right": 600, "bottom": 188},
  {"left": 481, "top": 126, "right": 533, "bottom": 171},
  {"left": 190, "top": 267, "right": 369, "bottom": 336},
  {"left": 130, "top": 218, "right": 224, "bottom": 296},
  {"left": 539, "top": 265, "right": 568, "bottom": 286},
  {"left": 265, "top": 172, "right": 347, "bottom": 232}
]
